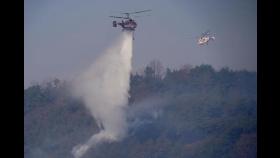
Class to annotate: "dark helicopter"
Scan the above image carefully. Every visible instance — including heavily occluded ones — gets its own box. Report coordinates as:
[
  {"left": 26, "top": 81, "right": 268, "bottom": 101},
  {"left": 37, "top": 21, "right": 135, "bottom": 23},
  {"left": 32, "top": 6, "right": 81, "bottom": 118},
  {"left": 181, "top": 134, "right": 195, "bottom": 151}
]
[{"left": 109, "top": 9, "right": 151, "bottom": 33}]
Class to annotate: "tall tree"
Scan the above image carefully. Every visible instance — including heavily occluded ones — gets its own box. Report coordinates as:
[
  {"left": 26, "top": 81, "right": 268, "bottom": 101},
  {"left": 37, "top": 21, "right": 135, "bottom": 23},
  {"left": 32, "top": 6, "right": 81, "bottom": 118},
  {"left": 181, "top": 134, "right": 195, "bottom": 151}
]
[{"left": 148, "top": 59, "right": 164, "bottom": 80}]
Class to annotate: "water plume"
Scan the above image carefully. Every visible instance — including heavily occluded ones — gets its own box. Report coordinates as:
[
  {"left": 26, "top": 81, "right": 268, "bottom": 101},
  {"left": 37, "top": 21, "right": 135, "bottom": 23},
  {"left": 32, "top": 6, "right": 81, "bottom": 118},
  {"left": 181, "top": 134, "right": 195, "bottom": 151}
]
[{"left": 71, "top": 31, "right": 133, "bottom": 158}]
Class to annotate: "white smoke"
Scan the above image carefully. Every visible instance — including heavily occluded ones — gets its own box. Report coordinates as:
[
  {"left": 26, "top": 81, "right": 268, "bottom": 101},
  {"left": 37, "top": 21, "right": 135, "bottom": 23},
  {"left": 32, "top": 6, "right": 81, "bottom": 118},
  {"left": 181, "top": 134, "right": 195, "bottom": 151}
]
[{"left": 71, "top": 31, "right": 133, "bottom": 158}]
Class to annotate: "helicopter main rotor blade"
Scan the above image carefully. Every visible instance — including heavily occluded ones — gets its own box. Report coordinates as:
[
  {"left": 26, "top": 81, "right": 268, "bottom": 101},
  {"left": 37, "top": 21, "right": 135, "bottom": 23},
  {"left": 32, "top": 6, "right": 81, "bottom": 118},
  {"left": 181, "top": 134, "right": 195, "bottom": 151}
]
[
  {"left": 131, "top": 9, "right": 152, "bottom": 14},
  {"left": 121, "top": 9, "right": 152, "bottom": 15},
  {"left": 203, "top": 30, "right": 211, "bottom": 35},
  {"left": 134, "top": 14, "right": 151, "bottom": 18},
  {"left": 109, "top": 16, "right": 127, "bottom": 19}
]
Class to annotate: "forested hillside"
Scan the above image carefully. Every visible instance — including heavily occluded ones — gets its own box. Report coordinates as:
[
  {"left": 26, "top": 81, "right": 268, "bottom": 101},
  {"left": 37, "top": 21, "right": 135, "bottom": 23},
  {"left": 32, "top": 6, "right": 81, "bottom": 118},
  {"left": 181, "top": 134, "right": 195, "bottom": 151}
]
[{"left": 24, "top": 63, "right": 257, "bottom": 158}]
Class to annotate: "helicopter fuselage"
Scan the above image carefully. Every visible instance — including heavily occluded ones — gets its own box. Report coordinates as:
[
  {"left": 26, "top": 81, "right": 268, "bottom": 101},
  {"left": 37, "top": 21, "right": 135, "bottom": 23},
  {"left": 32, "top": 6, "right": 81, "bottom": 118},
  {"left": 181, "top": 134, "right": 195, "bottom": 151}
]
[
  {"left": 113, "top": 19, "right": 137, "bottom": 31},
  {"left": 197, "top": 36, "right": 215, "bottom": 45}
]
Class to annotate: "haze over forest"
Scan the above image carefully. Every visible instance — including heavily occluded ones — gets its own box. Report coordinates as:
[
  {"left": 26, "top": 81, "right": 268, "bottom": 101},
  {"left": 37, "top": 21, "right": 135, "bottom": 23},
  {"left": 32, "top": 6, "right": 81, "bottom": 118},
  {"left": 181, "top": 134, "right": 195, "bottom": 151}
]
[{"left": 24, "top": 63, "right": 257, "bottom": 158}]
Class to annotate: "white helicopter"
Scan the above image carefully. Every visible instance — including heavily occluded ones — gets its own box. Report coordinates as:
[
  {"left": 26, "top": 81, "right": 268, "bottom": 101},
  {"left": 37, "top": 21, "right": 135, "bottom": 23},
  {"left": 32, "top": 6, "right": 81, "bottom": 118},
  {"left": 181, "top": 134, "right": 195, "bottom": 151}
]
[{"left": 197, "top": 30, "right": 216, "bottom": 46}]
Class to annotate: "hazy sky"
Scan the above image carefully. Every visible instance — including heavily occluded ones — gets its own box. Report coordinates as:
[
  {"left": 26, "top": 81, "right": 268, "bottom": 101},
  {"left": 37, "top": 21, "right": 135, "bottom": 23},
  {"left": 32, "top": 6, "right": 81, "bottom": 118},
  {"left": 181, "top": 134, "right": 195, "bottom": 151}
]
[{"left": 24, "top": 0, "right": 257, "bottom": 88}]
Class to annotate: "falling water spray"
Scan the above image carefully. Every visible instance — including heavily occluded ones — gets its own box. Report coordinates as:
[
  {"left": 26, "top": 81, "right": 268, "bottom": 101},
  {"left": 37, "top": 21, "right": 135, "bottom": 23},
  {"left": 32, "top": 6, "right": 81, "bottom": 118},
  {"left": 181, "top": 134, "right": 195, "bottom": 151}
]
[{"left": 71, "top": 31, "right": 133, "bottom": 158}]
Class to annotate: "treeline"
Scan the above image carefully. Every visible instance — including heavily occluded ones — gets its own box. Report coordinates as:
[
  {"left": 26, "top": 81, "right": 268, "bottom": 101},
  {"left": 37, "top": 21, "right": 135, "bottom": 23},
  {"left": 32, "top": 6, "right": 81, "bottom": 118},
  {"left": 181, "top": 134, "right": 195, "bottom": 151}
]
[
  {"left": 24, "top": 62, "right": 257, "bottom": 158},
  {"left": 130, "top": 61, "right": 256, "bottom": 103}
]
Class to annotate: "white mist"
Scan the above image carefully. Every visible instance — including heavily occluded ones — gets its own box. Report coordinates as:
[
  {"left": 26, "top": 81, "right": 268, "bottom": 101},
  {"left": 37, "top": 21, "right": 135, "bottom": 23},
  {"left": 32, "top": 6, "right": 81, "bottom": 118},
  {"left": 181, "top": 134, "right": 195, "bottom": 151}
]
[{"left": 72, "top": 31, "right": 133, "bottom": 158}]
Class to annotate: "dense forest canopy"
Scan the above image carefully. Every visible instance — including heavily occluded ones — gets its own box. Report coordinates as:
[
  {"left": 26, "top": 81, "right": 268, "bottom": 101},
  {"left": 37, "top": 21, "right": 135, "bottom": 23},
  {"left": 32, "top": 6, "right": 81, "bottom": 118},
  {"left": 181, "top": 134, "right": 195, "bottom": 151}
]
[{"left": 24, "top": 62, "right": 257, "bottom": 158}]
